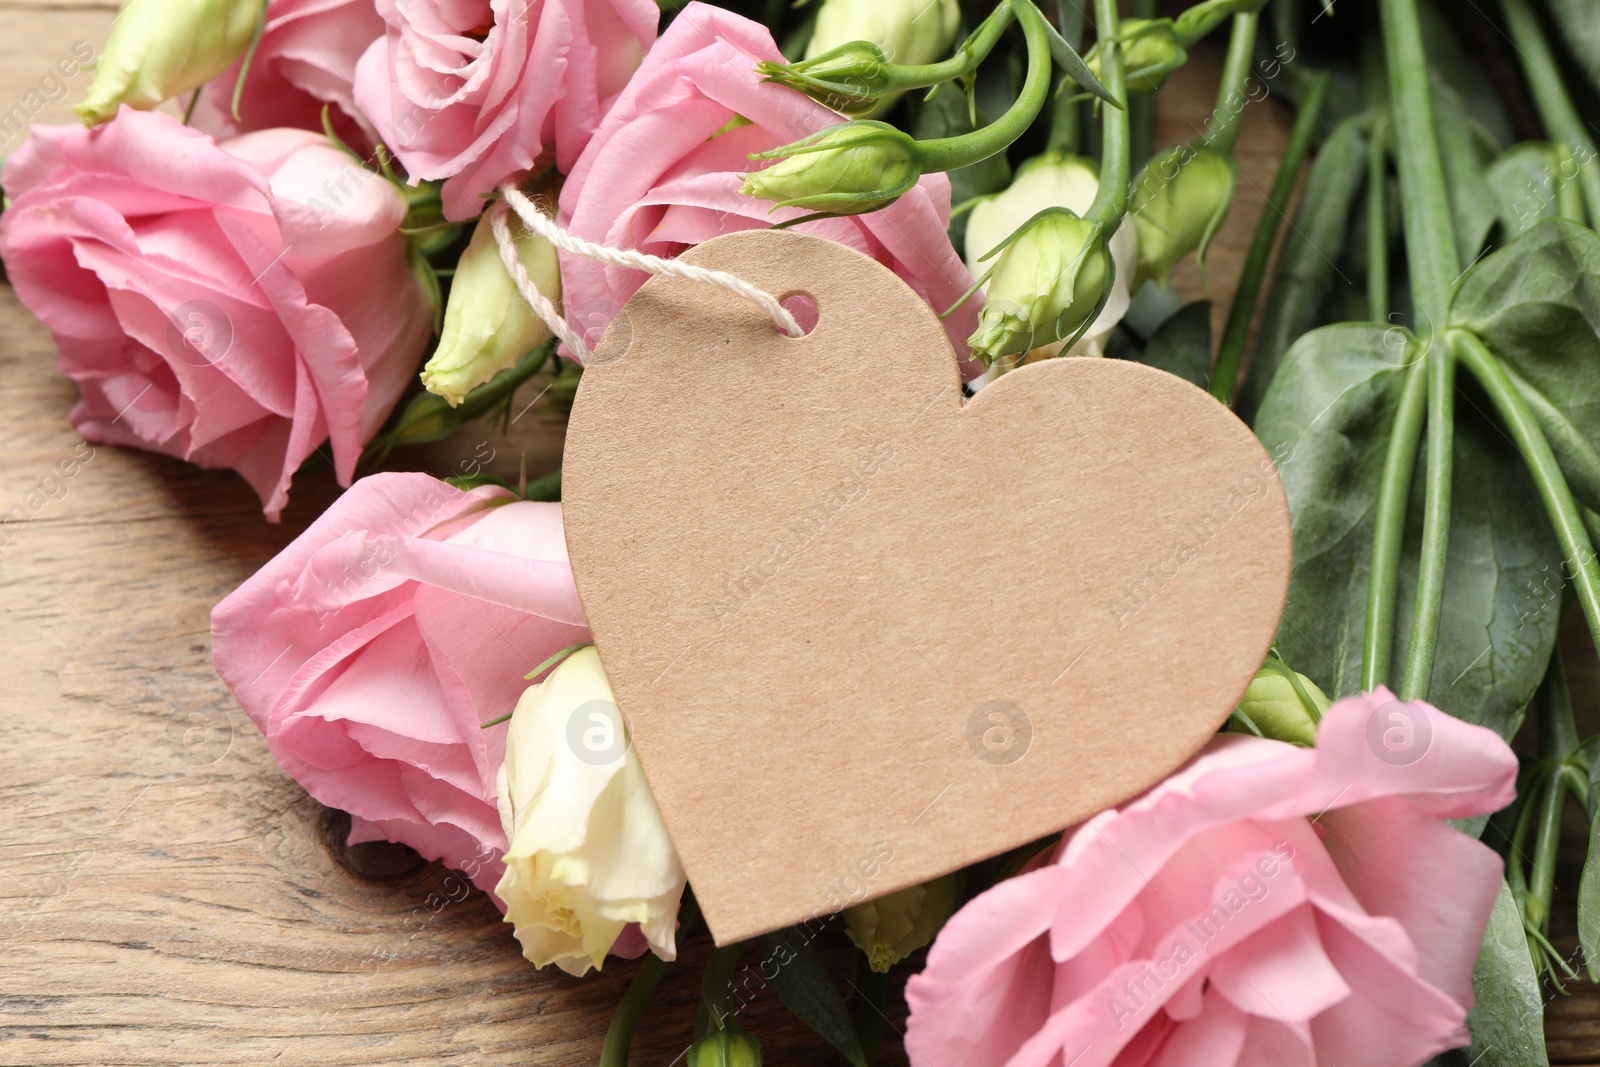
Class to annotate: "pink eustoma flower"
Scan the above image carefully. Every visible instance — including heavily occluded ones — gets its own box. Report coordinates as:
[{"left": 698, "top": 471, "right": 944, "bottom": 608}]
[
  {"left": 353, "top": 0, "right": 659, "bottom": 220},
  {"left": 193, "top": 0, "right": 385, "bottom": 146},
  {"left": 211, "top": 473, "right": 591, "bottom": 896},
  {"left": 0, "top": 109, "right": 430, "bottom": 518},
  {"left": 555, "top": 2, "right": 980, "bottom": 368},
  {"left": 906, "top": 689, "right": 1518, "bottom": 1067}
]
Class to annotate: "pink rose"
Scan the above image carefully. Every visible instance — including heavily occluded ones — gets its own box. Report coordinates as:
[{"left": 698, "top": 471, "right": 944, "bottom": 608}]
[
  {"left": 905, "top": 689, "right": 1518, "bottom": 1067},
  {"left": 211, "top": 473, "right": 591, "bottom": 896},
  {"left": 192, "top": 0, "right": 384, "bottom": 147},
  {"left": 0, "top": 109, "right": 430, "bottom": 519},
  {"left": 352, "top": 0, "right": 658, "bottom": 220},
  {"left": 555, "top": 3, "right": 980, "bottom": 366}
]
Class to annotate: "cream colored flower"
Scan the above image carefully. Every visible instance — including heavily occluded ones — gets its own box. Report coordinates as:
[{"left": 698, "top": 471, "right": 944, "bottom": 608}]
[
  {"left": 843, "top": 872, "right": 962, "bottom": 972},
  {"left": 495, "top": 646, "right": 685, "bottom": 976},
  {"left": 806, "top": 0, "right": 961, "bottom": 69},
  {"left": 964, "top": 152, "right": 1138, "bottom": 361},
  {"left": 421, "top": 211, "right": 560, "bottom": 406}
]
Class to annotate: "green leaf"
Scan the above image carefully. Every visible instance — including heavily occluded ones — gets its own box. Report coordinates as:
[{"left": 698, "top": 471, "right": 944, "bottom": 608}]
[
  {"left": 1253, "top": 324, "right": 1562, "bottom": 738},
  {"left": 1450, "top": 219, "right": 1600, "bottom": 512},
  {"left": 1127, "top": 299, "right": 1210, "bottom": 388},
  {"left": 1486, "top": 143, "right": 1563, "bottom": 240},
  {"left": 1237, "top": 114, "right": 1369, "bottom": 423},
  {"left": 1036, "top": 12, "right": 1118, "bottom": 107},
  {"left": 1580, "top": 802, "right": 1600, "bottom": 981},
  {"left": 757, "top": 926, "right": 868, "bottom": 1067},
  {"left": 1458, "top": 880, "right": 1550, "bottom": 1067},
  {"left": 1577, "top": 737, "right": 1600, "bottom": 979}
]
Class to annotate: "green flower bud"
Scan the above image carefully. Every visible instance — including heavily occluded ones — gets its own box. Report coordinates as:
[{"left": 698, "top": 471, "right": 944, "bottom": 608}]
[
  {"left": 1086, "top": 19, "right": 1187, "bottom": 95},
  {"left": 741, "top": 121, "right": 922, "bottom": 214},
  {"left": 758, "top": 42, "right": 897, "bottom": 116},
  {"left": 76, "top": 0, "right": 264, "bottom": 125},
  {"left": 842, "top": 872, "right": 962, "bottom": 972},
  {"left": 964, "top": 152, "right": 1138, "bottom": 360},
  {"left": 687, "top": 1023, "right": 763, "bottom": 1067},
  {"left": 421, "top": 211, "right": 559, "bottom": 407},
  {"left": 967, "top": 208, "right": 1111, "bottom": 365},
  {"left": 1129, "top": 144, "right": 1237, "bottom": 289},
  {"left": 1231, "top": 666, "right": 1329, "bottom": 747},
  {"left": 785, "top": 0, "right": 960, "bottom": 116},
  {"left": 1172, "top": 0, "right": 1270, "bottom": 45}
]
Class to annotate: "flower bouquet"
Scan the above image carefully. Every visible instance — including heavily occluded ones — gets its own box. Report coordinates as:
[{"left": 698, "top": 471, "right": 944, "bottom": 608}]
[{"left": 6, "top": 0, "right": 1600, "bottom": 1062}]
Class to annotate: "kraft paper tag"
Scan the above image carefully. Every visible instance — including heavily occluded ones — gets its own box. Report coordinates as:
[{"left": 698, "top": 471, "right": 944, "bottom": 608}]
[{"left": 562, "top": 229, "right": 1292, "bottom": 945}]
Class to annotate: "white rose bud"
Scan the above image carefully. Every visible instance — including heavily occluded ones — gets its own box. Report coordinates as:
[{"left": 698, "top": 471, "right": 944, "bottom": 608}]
[{"left": 495, "top": 647, "right": 686, "bottom": 976}]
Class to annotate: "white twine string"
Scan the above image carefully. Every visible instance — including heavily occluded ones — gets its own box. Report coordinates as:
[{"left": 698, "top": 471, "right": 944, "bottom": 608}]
[{"left": 493, "top": 181, "right": 805, "bottom": 362}]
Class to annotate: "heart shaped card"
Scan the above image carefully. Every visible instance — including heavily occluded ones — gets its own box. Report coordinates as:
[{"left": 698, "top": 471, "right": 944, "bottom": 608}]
[{"left": 562, "top": 229, "right": 1292, "bottom": 945}]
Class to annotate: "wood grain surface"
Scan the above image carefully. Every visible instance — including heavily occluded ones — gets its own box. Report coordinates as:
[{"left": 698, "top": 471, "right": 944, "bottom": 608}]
[{"left": 2, "top": 6, "right": 1597, "bottom": 1064}]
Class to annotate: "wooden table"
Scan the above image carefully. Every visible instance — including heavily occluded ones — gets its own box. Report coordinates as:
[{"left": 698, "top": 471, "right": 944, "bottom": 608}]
[{"left": 3, "top": 6, "right": 1598, "bottom": 1063}]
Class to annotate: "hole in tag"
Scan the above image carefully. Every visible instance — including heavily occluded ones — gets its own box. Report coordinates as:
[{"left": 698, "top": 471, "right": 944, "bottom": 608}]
[{"left": 779, "top": 292, "right": 819, "bottom": 336}]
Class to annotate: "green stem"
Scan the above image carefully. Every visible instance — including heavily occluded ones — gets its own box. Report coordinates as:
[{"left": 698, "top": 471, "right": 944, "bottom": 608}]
[
  {"left": 1507, "top": 778, "right": 1537, "bottom": 905},
  {"left": 850, "top": 963, "right": 890, "bottom": 1066},
  {"left": 1212, "top": 70, "right": 1329, "bottom": 404},
  {"left": 1361, "top": 354, "right": 1427, "bottom": 691},
  {"left": 1201, "top": 13, "right": 1259, "bottom": 155},
  {"left": 1455, "top": 330, "right": 1600, "bottom": 647},
  {"left": 599, "top": 956, "right": 665, "bottom": 1067},
  {"left": 1526, "top": 769, "right": 1566, "bottom": 934},
  {"left": 1539, "top": 649, "right": 1581, "bottom": 761},
  {"left": 916, "top": 0, "right": 1051, "bottom": 173},
  {"left": 230, "top": 0, "right": 269, "bottom": 122},
  {"left": 1397, "top": 339, "right": 1454, "bottom": 700},
  {"left": 599, "top": 895, "right": 700, "bottom": 1067},
  {"left": 699, "top": 943, "right": 742, "bottom": 1034},
  {"left": 1084, "top": 0, "right": 1128, "bottom": 225},
  {"left": 1366, "top": 115, "right": 1390, "bottom": 322},
  {"left": 1555, "top": 143, "right": 1587, "bottom": 223},
  {"left": 1379, "top": 0, "right": 1460, "bottom": 325},
  {"left": 1126, "top": 0, "right": 1156, "bottom": 167},
  {"left": 1046, "top": 0, "right": 1088, "bottom": 154},
  {"left": 882, "top": 2, "right": 1017, "bottom": 92},
  {"left": 1500, "top": 0, "right": 1600, "bottom": 225}
]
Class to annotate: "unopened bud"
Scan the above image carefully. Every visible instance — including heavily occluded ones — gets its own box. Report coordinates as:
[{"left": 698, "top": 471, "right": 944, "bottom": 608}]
[
  {"left": 76, "top": 0, "right": 263, "bottom": 125},
  {"left": 421, "top": 212, "right": 560, "bottom": 406},
  {"left": 741, "top": 121, "right": 921, "bottom": 214},
  {"left": 1232, "top": 666, "right": 1329, "bottom": 746},
  {"left": 1129, "top": 144, "right": 1237, "bottom": 288},
  {"left": 792, "top": 0, "right": 961, "bottom": 115},
  {"left": 758, "top": 42, "right": 896, "bottom": 116},
  {"left": 968, "top": 208, "right": 1111, "bottom": 365},
  {"left": 686, "top": 1023, "right": 763, "bottom": 1067},
  {"left": 1087, "top": 19, "right": 1187, "bottom": 95}
]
